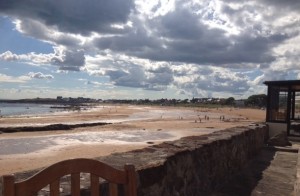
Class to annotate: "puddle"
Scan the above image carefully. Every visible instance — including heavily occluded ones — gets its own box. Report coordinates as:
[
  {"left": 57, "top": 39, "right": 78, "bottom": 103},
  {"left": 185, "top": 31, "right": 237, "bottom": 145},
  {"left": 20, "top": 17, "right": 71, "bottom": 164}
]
[{"left": 0, "top": 130, "right": 174, "bottom": 155}]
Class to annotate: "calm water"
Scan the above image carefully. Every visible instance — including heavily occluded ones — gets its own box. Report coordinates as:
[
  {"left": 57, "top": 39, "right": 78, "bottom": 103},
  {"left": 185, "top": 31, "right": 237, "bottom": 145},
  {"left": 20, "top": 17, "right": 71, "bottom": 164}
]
[{"left": 0, "top": 103, "right": 62, "bottom": 117}]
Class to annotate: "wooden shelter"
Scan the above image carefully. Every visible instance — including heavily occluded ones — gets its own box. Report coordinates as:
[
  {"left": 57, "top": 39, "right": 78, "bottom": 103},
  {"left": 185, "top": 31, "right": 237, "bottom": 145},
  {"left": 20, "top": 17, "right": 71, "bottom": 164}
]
[{"left": 264, "top": 80, "right": 300, "bottom": 137}]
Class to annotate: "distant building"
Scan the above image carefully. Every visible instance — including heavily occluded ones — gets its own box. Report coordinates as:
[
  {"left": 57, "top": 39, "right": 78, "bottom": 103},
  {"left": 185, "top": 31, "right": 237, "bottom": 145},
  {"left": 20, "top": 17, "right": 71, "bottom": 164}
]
[{"left": 234, "top": 100, "right": 245, "bottom": 107}]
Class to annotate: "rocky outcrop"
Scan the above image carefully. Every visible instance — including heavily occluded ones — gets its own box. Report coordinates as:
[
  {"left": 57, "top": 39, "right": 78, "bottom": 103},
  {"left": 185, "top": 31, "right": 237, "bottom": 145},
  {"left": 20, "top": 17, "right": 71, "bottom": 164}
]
[{"left": 0, "top": 122, "right": 111, "bottom": 133}]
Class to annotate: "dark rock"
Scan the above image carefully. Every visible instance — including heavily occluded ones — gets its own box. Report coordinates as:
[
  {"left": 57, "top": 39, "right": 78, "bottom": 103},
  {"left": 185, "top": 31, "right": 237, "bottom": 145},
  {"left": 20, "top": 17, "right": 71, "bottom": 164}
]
[{"left": 0, "top": 122, "right": 111, "bottom": 133}]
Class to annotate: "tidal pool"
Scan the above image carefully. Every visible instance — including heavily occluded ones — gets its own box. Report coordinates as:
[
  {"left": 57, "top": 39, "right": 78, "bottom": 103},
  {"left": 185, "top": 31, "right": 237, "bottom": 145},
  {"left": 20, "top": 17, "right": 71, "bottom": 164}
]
[{"left": 0, "top": 130, "right": 174, "bottom": 155}]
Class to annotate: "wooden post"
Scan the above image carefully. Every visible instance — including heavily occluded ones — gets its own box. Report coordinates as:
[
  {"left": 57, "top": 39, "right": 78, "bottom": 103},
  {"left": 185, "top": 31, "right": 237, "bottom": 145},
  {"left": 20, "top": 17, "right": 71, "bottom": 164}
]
[
  {"left": 90, "top": 174, "right": 100, "bottom": 196},
  {"left": 71, "top": 173, "right": 80, "bottom": 196},
  {"left": 287, "top": 86, "right": 292, "bottom": 135},
  {"left": 292, "top": 91, "right": 296, "bottom": 120},
  {"left": 109, "top": 183, "right": 118, "bottom": 196},
  {"left": 50, "top": 179, "right": 60, "bottom": 196},
  {"left": 2, "top": 175, "right": 15, "bottom": 196},
  {"left": 266, "top": 85, "right": 271, "bottom": 122},
  {"left": 124, "top": 164, "right": 137, "bottom": 196}
]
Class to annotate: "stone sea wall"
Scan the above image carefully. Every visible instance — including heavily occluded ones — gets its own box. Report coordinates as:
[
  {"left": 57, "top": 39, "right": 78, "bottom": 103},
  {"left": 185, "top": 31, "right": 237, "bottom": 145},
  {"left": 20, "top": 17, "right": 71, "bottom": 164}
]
[
  {"left": 99, "top": 123, "right": 268, "bottom": 196},
  {"left": 1, "top": 124, "right": 267, "bottom": 196}
]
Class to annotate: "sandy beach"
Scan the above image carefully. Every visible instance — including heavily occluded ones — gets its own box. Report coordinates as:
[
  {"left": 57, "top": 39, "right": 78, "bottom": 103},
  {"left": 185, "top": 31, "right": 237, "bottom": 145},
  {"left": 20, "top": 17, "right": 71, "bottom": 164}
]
[{"left": 0, "top": 105, "right": 265, "bottom": 175}]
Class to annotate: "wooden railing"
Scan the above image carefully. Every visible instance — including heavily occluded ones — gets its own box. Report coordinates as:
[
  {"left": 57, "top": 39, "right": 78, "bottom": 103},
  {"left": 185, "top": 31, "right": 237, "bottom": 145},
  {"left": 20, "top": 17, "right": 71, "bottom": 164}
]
[{"left": 1, "top": 158, "right": 137, "bottom": 196}]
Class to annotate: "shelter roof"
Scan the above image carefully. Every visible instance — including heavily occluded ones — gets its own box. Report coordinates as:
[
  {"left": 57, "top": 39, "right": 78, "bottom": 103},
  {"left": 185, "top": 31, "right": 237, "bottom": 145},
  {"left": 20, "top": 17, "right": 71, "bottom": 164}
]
[{"left": 264, "top": 80, "right": 300, "bottom": 91}]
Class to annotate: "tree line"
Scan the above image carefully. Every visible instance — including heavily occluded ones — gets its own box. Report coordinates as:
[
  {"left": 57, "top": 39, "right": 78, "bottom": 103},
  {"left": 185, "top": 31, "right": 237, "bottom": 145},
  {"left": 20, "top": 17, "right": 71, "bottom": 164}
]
[{"left": 224, "top": 94, "right": 267, "bottom": 107}]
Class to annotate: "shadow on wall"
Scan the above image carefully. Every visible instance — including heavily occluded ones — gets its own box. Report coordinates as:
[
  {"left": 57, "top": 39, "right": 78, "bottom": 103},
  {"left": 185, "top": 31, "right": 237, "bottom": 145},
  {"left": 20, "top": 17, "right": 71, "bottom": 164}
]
[{"left": 210, "top": 147, "right": 276, "bottom": 196}]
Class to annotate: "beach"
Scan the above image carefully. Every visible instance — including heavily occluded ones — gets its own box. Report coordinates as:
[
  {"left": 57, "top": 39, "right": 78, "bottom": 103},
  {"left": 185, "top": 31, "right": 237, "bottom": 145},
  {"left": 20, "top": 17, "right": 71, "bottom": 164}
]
[{"left": 0, "top": 105, "right": 265, "bottom": 175}]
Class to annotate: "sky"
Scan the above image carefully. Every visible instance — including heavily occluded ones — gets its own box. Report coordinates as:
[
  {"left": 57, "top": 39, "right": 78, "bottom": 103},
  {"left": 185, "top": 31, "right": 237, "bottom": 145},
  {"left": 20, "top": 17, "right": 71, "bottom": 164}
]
[{"left": 0, "top": 0, "right": 299, "bottom": 100}]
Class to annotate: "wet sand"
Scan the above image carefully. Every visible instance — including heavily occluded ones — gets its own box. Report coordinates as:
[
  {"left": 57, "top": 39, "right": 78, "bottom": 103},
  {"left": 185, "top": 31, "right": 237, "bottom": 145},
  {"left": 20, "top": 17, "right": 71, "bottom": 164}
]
[{"left": 0, "top": 105, "right": 265, "bottom": 175}]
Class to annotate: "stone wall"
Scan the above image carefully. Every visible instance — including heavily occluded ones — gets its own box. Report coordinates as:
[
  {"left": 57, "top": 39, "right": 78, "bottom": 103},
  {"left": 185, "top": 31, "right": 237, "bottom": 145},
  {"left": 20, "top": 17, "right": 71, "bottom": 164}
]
[
  {"left": 1, "top": 124, "right": 267, "bottom": 196},
  {"left": 99, "top": 123, "right": 267, "bottom": 196}
]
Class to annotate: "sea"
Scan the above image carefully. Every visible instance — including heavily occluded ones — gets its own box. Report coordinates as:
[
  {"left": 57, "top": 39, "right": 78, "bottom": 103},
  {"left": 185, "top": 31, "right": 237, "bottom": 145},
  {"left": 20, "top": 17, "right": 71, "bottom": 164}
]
[{"left": 0, "top": 102, "right": 64, "bottom": 117}]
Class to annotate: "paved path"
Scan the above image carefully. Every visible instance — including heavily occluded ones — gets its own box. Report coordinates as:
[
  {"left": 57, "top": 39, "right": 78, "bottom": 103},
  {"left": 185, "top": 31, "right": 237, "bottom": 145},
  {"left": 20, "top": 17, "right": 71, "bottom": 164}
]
[
  {"left": 211, "top": 144, "right": 299, "bottom": 196},
  {"left": 251, "top": 149, "right": 297, "bottom": 196}
]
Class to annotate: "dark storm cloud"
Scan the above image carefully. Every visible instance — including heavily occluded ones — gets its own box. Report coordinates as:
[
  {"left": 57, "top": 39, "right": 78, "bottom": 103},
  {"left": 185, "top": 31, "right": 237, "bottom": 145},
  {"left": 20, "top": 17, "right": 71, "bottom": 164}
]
[
  {"left": 147, "top": 66, "right": 174, "bottom": 86},
  {"left": 96, "top": 23, "right": 161, "bottom": 53},
  {"left": 17, "top": 19, "right": 83, "bottom": 48},
  {"left": 0, "top": 0, "right": 134, "bottom": 35},
  {"left": 157, "top": 7, "right": 204, "bottom": 40},
  {"left": 51, "top": 50, "right": 85, "bottom": 71},
  {"left": 1, "top": 0, "right": 296, "bottom": 70},
  {"left": 95, "top": 4, "right": 291, "bottom": 67},
  {"left": 218, "top": 33, "right": 289, "bottom": 64},
  {"left": 1, "top": 0, "right": 299, "bottom": 96},
  {"left": 106, "top": 67, "right": 147, "bottom": 88},
  {"left": 104, "top": 64, "right": 173, "bottom": 91}
]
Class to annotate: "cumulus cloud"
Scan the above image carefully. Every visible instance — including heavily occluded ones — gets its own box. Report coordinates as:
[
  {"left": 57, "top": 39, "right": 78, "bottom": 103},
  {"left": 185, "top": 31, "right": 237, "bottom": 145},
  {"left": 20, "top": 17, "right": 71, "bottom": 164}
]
[
  {"left": 94, "top": 0, "right": 294, "bottom": 70},
  {"left": 14, "top": 19, "right": 83, "bottom": 48},
  {"left": 85, "top": 55, "right": 174, "bottom": 91},
  {"left": 1, "top": 0, "right": 300, "bottom": 98},
  {"left": 0, "top": 48, "right": 85, "bottom": 71},
  {"left": 0, "top": 0, "right": 134, "bottom": 35},
  {"left": 106, "top": 68, "right": 145, "bottom": 88},
  {"left": 147, "top": 66, "right": 174, "bottom": 87},
  {"left": 174, "top": 66, "right": 250, "bottom": 97},
  {"left": 28, "top": 72, "right": 54, "bottom": 80},
  {"left": 0, "top": 73, "right": 30, "bottom": 83},
  {"left": 51, "top": 49, "right": 85, "bottom": 71},
  {"left": 0, "top": 51, "right": 19, "bottom": 61}
]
